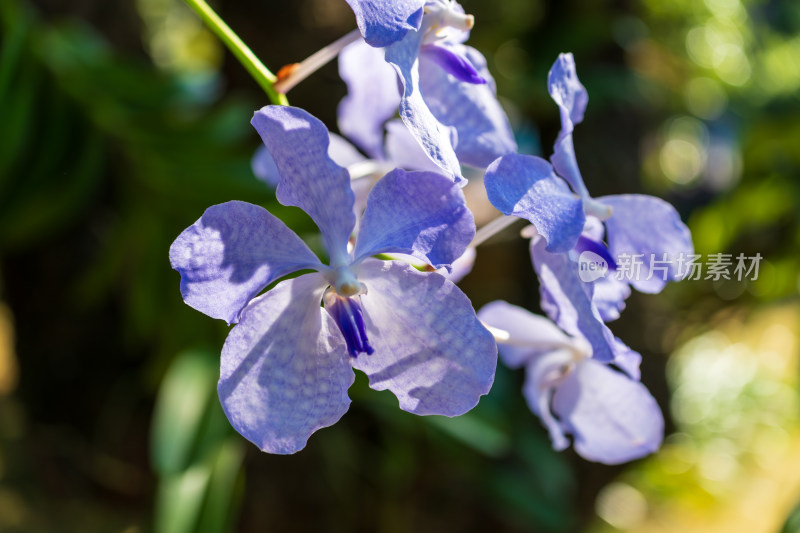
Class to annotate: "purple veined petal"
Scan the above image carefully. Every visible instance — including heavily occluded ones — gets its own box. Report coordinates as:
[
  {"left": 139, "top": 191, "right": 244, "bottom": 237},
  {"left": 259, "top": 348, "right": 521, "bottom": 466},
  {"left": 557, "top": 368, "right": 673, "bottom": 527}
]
[
  {"left": 344, "top": 0, "right": 424, "bottom": 48},
  {"left": 328, "top": 132, "right": 368, "bottom": 168},
  {"left": 330, "top": 133, "right": 377, "bottom": 225},
  {"left": 530, "top": 238, "right": 616, "bottom": 362},
  {"left": 420, "top": 42, "right": 486, "bottom": 84},
  {"left": 485, "top": 154, "right": 585, "bottom": 253},
  {"left": 551, "top": 134, "right": 588, "bottom": 199},
  {"left": 439, "top": 245, "right": 476, "bottom": 283},
  {"left": 338, "top": 39, "right": 401, "bottom": 160},
  {"left": 418, "top": 44, "right": 517, "bottom": 170},
  {"left": 582, "top": 215, "right": 605, "bottom": 242},
  {"left": 169, "top": 201, "right": 324, "bottom": 325},
  {"left": 352, "top": 259, "right": 497, "bottom": 416},
  {"left": 592, "top": 275, "right": 631, "bottom": 322},
  {"left": 252, "top": 133, "right": 366, "bottom": 189},
  {"left": 353, "top": 169, "right": 475, "bottom": 268},
  {"left": 574, "top": 235, "right": 617, "bottom": 270},
  {"left": 218, "top": 272, "right": 354, "bottom": 454},
  {"left": 599, "top": 194, "right": 694, "bottom": 293},
  {"left": 380, "top": 248, "right": 474, "bottom": 283},
  {"left": 573, "top": 218, "right": 631, "bottom": 321},
  {"left": 548, "top": 53, "right": 588, "bottom": 135},
  {"left": 610, "top": 337, "right": 642, "bottom": 381},
  {"left": 351, "top": 174, "right": 377, "bottom": 223},
  {"left": 478, "top": 300, "right": 573, "bottom": 369},
  {"left": 384, "top": 119, "right": 445, "bottom": 173},
  {"left": 548, "top": 53, "right": 590, "bottom": 197},
  {"left": 552, "top": 358, "right": 663, "bottom": 464},
  {"left": 521, "top": 349, "right": 574, "bottom": 451},
  {"left": 251, "top": 106, "right": 356, "bottom": 267},
  {"left": 385, "top": 28, "right": 463, "bottom": 182},
  {"left": 251, "top": 145, "right": 280, "bottom": 187}
]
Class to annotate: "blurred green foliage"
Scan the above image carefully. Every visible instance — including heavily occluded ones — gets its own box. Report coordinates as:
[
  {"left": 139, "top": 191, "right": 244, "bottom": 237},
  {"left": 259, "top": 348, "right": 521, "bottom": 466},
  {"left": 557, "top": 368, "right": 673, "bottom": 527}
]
[
  {"left": 152, "top": 350, "right": 243, "bottom": 533},
  {"left": 782, "top": 501, "right": 800, "bottom": 533}
]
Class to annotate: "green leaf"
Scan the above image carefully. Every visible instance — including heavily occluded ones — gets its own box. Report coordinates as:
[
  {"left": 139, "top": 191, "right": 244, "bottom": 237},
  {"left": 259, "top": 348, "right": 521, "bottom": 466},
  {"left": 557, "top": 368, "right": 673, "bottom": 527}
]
[
  {"left": 154, "top": 438, "right": 245, "bottom": 533},
  {"left": 780, "top": 498, "right": 800, "bottom": 533},
  {"left": 196, "top": 439, "right": 245, "bottom": 533},
  {"left": 150, "top": 350, "right": 219, "bottom": 476},
  {"left": 425, "top": 412, "right": 511, "bottom": 457},
  {"left": 152, "top": 350, "right": 245, "bottom": 533},
  {"left": 0, "top": 0, "right": 31, "bottom": 100},
  {"left": 155, "top": 463, "right": 212, "bottom": 533}
]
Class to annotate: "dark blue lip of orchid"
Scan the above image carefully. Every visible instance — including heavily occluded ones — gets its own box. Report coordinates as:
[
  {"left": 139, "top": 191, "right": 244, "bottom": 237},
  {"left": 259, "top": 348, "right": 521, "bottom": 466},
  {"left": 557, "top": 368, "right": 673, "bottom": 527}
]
[
  {"left": 421, "top": 43, "right": 487, "bottom": 85},
  {"left": 325, "top": 295, "right": 375, "bottom": 357},
  {"left": 575, "top": 235, "right": 617, "bottom": 271}
]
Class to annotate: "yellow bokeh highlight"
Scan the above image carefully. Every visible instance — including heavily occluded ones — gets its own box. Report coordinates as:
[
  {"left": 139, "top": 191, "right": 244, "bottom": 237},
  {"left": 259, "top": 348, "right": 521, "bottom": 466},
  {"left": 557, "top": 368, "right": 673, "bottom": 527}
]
[
  {"left": 0, "top": 303, "right": 18, "bottom": 395},
  {"left": 658, "top": 116, "right": 708, "bottom": 186},
  {"left": 759, "top": 35, "right": 800, "bottom": 96},
  {"left": 684, "top": 77, "right": 728, "bottom": 119},
  {"left": 137, "top": 0, "right": 223, "bottom": 74},
  {"left": 589, "top": 304, "right": 800, "bottom": 533}
]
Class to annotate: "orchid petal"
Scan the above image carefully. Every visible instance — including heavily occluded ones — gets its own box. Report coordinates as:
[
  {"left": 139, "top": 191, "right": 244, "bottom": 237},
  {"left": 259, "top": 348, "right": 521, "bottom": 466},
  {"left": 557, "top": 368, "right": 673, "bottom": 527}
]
[
  {"left": 419, "top": 44, "right": 517, "bottom": 169},
  {"left": 485, "top": 154, "right": 585, "bottom": 253},
  {"left": 521, "top": 350, "right": 573, "bottom": 451},
  {"left": 574, "top": 219, "right": 631, "bottom": 321},
  {"left": 351, "top": 176, "right": 377, "bottom": 224},
  {"left": 582, "top": 215, "right": 605, "bottom": 242},
  {"left": 552, "top": 358, "right": 663, "bottom": 464},
  {"left": 344, "top": 0, "right": 424, "bottom": 48},
  {"left": 574, "top": 235, "right": 617, "bottom": 270},
  {"left": 384, "top": 119, "right": 444, "bottom": 173},
  {"left": 420, "top": 42, "right": 486, "bottom": 84},
  {"left": 592, "top": 275, "right": 631, "bottom": 322},
  {"left": 385, "top": 29, "right": 463, "bottom": 182},
  {"left": 552, "top": 134, "right": 586, "bottom": 198},
  {"left": 328, "top": 132, "right": 368, "bottom": 168},
  {"left": 169, "top": 201, "right": 323, "bottom": 325},
  {"left": 251, "top": 106, "right": 355, "bottom": 266},
  {"left": 251, "top": 145, "right": 280, "bottom": 188},
  {"left": 599, "top": 194, "right": 694, "bottom": 293},
  {"left": 530, "top": 238, "right": 615, "bottom": 362},
  {"left": 548, "top": 53, "right": 588, "bottom": 135},
  {"left": 478, "top": 300, "right": 572, "bottom": 369},
  {"left": 218, "top": 273, "right": 354, "bottom": 454},
  {"left": 354, "top": 169, "right": 475, "bottom": 268},
  {"left": 610, "top": 337, "right": 642, "bottom": 381},
  {"left": 352, "top": 260, "right": 496, "bottom": 416},
  {"left": 548, "top": 53, "right": 590, "bottom": 196},
  {"left": 338, "top": 39, "right": 401, "bottom": 159},
  {"left": 440, "top": 245, "right": 476, "bottom": 283},
  {"left": 252, "top": 133, "right": 366, "bottom": 188}
]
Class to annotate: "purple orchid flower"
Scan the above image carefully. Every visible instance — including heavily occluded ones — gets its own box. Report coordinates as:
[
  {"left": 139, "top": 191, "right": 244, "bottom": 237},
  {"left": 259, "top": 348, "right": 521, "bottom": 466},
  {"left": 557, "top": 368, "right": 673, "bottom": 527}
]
[
  {"left": 484, "top": 53, "right": 693, "bottom": 332},
  {"left": 478, "top": 300, "right": 663, "bottom": 464},
  {"left": 338, "top": 0, "right": 517, "bottom": 182},
  {"left": 170, "top": 106, "right": 496, "bottom": 454},
  {"left": 546, "top": 53, "right": 694, "bottom": 296}
]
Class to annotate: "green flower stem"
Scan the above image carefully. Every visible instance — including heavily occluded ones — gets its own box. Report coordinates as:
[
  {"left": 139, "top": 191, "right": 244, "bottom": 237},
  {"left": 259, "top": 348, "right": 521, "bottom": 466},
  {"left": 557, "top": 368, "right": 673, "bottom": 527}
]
[{"left": 182, "top": 0, "right": 288, "bottom": 105}]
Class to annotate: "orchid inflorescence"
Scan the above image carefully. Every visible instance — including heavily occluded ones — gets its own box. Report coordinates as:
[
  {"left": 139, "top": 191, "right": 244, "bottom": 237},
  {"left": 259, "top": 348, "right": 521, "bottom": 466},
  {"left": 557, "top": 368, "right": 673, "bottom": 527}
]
[{"left": 170, "top": 0, "right": 693, "bottom": 464}]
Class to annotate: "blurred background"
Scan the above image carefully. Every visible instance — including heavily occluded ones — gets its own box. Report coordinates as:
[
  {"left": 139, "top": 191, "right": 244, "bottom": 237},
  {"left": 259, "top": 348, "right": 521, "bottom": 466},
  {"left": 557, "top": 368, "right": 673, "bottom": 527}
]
[{"left": 1, "top": 0, "right": 799, "bottom": 531}]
